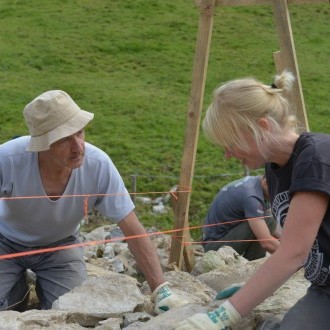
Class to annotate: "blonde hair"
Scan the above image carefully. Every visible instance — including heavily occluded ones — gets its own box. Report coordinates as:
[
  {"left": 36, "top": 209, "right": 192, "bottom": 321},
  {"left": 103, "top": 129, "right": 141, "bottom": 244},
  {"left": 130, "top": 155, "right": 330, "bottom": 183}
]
[{"left": 203, "top": 70, "right": 297, "bottom": 152}]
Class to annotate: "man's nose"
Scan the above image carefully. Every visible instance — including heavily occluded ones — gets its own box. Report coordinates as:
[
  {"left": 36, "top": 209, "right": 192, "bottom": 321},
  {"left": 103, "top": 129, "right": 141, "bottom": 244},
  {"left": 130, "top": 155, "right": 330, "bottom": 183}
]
[{"left": 71, "top": 136, "right": 84, "bottom": 151}]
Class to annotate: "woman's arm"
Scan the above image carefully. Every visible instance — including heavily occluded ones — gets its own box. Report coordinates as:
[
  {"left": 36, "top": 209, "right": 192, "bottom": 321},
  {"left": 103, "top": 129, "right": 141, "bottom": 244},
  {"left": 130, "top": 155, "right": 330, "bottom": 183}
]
[{"left": 231, "top": 191, "right": 328, "bottom": 316}]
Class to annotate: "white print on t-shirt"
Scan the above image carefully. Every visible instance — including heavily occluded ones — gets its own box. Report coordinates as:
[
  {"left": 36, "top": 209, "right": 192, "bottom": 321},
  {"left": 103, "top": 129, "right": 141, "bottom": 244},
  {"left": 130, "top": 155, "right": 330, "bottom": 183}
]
[
  {"left": 272, "top": 190, "right": 330, "bottom": 285},
  {"left": 304, "top": 240, "right": 329, "bottom": 285},
  {"left": 234, "top": 176, "right": 249, "bottom": 188},
  {"left": 272, "top": 191, "right": 290, "bottom": 227}
]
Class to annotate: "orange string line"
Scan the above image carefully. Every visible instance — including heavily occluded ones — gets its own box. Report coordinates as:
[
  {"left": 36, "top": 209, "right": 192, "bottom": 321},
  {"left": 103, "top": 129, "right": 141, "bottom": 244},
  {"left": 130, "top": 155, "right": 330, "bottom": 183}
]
[
  {"left": 83, "top": 196, "right": 90, "bottom": 223},
  {"left": 0, "top": 188, "right": 192, "bottom": 201},
  {"left": 0, "top": 215, "right": 277, "bottom": 260},
  {"left": 0, "top": 187, "right": 277, "bottom": 260},
  {"left": 0, "top": 228, "right": 179, "bottom": 260},
  {"left": 184, "top": 238, "right": 280, "bottom": 245},
  {"left": 170, "top": 192, "right": 178, "bottom": 200},
  {"left": 171, "top": 215, "right": 273, "bottom": 237}
]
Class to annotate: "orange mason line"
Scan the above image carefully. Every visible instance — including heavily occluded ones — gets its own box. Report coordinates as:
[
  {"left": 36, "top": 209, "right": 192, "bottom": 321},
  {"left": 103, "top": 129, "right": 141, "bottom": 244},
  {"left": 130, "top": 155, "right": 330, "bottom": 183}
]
[
  {"left": 0, "top": 215, "right": 274, "bottom": 260},
  {"left": 0, "top": 188, "right": 192, "bottom": 201}
]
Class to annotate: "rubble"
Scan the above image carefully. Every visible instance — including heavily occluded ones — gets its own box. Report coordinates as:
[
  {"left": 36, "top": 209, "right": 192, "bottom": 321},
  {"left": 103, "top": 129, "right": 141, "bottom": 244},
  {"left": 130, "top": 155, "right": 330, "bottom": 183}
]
[{"left": 0, "top": 226, "right": 309, "bottom": 329}]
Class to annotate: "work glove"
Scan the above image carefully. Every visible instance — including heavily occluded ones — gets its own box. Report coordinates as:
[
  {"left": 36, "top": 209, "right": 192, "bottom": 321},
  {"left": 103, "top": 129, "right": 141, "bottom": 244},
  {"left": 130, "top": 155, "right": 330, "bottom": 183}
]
[
  {"left": 173, "top": 300, "right": 241, "bottom": 330},
  {"left": 151, "top": 282, "right": 188, "bottom": 314},
  {"left": 215, "top": 282, "right": 245, "bottom": 300}
]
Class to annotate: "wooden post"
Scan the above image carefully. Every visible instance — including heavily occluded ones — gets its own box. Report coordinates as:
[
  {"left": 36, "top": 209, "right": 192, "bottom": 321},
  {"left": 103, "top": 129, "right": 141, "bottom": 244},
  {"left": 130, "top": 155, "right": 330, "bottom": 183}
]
[
  {"left": 272, "top": 0, "right": 309, "bottom": 132},
  {"left": 213, "top": 0, "right": 329, "bottom": 5},
  {"left": 273, "top": 50, "right": 286, "bottom": 75},
  {"left": 130, "top": 174, "right": 137, "bottom": 203},
  {"left": 168, "top": 0, "right": 216, "bottom": 271}
]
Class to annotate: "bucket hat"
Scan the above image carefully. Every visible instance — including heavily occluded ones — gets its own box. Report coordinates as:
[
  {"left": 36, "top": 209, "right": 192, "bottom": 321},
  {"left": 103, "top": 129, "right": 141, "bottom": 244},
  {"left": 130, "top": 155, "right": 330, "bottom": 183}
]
[{"left": 23, "top": 90, "right": 94, "bottom": 152}]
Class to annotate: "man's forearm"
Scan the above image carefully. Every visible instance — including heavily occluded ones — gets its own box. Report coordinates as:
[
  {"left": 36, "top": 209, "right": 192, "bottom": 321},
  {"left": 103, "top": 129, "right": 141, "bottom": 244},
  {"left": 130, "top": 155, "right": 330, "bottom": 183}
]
[
  {"left": 118, "top": 211, "right": 165, "bottom": 291},
  {"left": 127, "top": 236, "right": 165, "bottom": 291}
]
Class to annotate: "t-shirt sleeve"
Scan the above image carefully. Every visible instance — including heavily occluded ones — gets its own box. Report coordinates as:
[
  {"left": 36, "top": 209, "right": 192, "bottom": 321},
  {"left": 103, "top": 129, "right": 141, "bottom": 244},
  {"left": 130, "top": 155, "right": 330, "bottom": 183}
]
[
  {"left": 242, "top": 196, "right": 266, "bottom": 219},
  {"left": 90, "top": 153, "right": 135, "bottom": 223},
  {"left": 291, "top": 159, "right": 330, "bottom": 196},
  {"left": 290, "top": 137, "right": 330, "bottom": 196}
]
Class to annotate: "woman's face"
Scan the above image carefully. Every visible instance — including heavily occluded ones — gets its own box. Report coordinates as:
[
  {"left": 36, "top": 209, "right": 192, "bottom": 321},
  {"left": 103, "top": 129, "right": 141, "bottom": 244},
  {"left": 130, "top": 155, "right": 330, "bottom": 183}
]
[{"left": 224, "top": 131, "right": 266, "bottom": 170}]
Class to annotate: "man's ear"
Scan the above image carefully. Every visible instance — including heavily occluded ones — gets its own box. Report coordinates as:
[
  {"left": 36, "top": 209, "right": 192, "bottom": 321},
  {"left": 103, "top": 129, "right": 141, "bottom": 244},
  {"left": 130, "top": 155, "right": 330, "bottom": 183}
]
[{"left": 258, "top": 118, "right": 270, "bottom": 131}]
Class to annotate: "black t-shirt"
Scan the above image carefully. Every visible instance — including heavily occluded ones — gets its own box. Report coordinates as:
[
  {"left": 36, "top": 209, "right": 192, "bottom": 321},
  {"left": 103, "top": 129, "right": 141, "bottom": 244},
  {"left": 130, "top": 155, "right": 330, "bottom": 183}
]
[{"left": 266, "top": 132, "right": 330, "bottom": 286}]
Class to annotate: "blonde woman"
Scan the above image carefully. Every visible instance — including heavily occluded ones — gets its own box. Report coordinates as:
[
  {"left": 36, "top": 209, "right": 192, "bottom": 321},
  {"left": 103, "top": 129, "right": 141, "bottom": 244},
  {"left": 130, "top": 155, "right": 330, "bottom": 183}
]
[{"left": 175, "top": 71, "right": 330, "bottom": 329}]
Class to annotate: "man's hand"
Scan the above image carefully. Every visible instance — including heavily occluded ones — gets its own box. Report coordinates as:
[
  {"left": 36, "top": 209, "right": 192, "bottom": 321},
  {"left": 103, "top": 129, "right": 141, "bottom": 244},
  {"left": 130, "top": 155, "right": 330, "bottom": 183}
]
[
  {"left": 174, "top": 300, "right": 241, "bottom": 330},
  {"left": 151, "top": 282, "right": 188, "bottom": 314},
  {"left": 215, "top": 282, "right": 245, "bottom": 300}
]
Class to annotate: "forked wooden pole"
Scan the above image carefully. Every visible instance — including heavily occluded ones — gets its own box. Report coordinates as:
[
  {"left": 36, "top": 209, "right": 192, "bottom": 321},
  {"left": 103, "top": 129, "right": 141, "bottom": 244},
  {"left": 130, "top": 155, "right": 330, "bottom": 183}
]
[
  {"left": 272, "top": 0, "right": 310, "bottom": 131},
  {"left": 168, "top": 0, "right": 216, "bottom": 271},
  {"left": 213, "top": 0, "right": 328, "bottom": 5}
]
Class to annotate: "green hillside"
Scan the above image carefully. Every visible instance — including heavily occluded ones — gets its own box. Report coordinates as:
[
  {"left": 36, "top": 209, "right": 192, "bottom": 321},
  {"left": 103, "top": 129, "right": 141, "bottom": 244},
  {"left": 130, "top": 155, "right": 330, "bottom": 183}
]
[{"left": 0, "top": 0, "right": 329, "bottom": 238}]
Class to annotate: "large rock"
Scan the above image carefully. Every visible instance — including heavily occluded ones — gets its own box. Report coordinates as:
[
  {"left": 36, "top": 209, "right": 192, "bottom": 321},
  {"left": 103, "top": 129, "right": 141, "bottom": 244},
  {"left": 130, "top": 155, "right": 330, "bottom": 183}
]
[
  {"left": 52, "top": 273, "right": 145, "bottom": 317},
  {"left": 0, "top": 309, "right": 103, "bottom": 329},
  {"left": 125, "top": 304, "right": 209, "bottom": 330},
  {"left": 196, "top": 253, "right": 263, "bottom": 292},
  {"left": 191, "top": 246, "right": 248, "bottom": 277}
]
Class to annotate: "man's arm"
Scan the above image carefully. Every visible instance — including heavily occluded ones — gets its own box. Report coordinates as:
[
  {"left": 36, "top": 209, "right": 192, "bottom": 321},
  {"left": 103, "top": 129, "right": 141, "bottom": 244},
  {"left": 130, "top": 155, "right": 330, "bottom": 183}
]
[
  {"left": 118, "top": 211, "right": 188, "bottom": 314},
  {"left": 117, "top": 211, "right": 164, "bottom": 291},
  {"left": 248, "top": 218, "right": 280, "bottom": 254}
]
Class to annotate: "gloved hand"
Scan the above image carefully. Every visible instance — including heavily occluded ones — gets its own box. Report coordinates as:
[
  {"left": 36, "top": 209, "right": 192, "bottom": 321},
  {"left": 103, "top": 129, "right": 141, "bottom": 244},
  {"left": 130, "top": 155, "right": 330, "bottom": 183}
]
[
  {"left": 151, "top": 282, "right": 188, "bottom": 314},
  {"left": 215, "top": 282, "right": 245, "bottom": 300},
  {"left": 174, "top": 300, "right": 241, "bottom": 330}
]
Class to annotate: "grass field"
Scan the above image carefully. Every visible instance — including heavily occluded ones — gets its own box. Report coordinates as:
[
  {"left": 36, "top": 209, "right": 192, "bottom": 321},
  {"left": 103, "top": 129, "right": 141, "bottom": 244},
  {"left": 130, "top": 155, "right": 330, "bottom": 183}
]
[{"left": 0, "top": 1, "right": 329, "bottom": 239}]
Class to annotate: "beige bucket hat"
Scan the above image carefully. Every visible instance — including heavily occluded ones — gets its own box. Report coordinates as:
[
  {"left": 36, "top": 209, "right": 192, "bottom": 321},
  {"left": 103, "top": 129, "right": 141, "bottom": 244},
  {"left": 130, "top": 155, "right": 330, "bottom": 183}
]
[{"left": 23, "top": 90, "right": 94, "bottom": 152}]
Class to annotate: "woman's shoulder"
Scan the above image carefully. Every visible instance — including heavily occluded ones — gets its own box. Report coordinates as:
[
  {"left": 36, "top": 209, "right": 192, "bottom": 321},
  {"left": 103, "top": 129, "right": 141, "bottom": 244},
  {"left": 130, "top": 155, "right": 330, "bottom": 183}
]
[
  {"left": 295, "top": 132, "right": 330, "bottom": 163},
  {"left": 298, "top": 132, "right": 330, "bottom": 144}
]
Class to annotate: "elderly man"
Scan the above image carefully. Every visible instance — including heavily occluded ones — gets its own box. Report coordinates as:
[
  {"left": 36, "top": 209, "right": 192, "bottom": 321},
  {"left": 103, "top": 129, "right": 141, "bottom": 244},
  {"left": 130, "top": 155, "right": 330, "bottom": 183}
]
[{"left": 0, "top": 90, "right": 185, "bottom": 312}]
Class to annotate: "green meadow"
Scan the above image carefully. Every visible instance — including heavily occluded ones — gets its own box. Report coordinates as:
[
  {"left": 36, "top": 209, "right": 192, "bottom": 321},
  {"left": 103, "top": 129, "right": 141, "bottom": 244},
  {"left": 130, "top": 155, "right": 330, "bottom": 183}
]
[{"left": 0, "top": 1, "right": 329, "bottom": 239}]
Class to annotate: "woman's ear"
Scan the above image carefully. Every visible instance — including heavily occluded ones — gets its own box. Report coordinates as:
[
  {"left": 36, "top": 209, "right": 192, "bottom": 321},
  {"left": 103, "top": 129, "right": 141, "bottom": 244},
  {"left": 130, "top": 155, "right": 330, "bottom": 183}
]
[{"left": 258, "top": 118, "right": 270, "bottom": 131}]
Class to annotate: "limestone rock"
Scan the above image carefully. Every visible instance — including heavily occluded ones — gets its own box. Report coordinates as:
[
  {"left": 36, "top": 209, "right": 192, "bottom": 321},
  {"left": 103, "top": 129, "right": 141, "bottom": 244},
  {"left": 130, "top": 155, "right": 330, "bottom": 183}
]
[{"left": 52, "top": 274, "right": 145, "bottom": 317}]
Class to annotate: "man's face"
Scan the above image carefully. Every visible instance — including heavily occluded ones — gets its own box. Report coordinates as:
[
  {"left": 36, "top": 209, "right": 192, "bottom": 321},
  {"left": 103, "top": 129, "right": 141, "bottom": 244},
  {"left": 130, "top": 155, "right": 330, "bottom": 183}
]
[{"left": 46, "top": 129, "right": 86, "bottom": 169}]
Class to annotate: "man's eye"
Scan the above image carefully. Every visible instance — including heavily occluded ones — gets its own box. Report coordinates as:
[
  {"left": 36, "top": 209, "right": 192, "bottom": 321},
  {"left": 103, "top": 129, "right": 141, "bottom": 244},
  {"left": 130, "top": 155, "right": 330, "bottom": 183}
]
[{"left": 59, "top": 137, "right": 69, "bottom": 143}]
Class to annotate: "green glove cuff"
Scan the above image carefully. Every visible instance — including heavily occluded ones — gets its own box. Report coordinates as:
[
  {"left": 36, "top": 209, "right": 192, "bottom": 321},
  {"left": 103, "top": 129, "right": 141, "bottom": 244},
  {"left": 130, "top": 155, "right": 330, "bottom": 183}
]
[{"left": 215, "top": 282, "right": 245, "bottom": 300}]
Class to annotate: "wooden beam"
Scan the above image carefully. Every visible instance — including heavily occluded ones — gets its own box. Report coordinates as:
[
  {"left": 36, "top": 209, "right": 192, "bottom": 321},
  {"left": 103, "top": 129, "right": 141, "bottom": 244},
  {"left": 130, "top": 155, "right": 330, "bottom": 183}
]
[
  {"left": 209, "top": 0, "right": 329, "bottom": 6},
  {"left": 168, "top": 0, "right": 216, "bottom": 271},
  {"left": 273, "top": 50, "right": 287, "bottom": 76},
  {"left": 272, "top": 0, "right": 309, "bottom": 131}
]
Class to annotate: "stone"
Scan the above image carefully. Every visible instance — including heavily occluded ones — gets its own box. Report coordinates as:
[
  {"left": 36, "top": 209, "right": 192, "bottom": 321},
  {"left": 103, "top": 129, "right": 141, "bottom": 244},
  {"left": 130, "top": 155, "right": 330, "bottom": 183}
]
[{"left": 52, "top": 274, "right": 145, "bottom": 317}]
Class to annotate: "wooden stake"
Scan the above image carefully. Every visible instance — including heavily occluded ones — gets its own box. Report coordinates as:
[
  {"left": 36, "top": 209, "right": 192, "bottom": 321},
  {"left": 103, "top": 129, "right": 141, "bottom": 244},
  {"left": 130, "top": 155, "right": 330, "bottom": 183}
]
[
  {"left": 168, "top": 0, "right": 216, "bottom": 271},
  {"left": 272, "top": 0, "right": 309, "bottom": 131}
]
